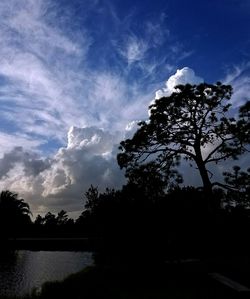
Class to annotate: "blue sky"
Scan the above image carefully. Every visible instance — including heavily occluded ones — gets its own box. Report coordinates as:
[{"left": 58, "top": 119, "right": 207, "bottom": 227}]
[{"left": 0, "top": 0, "right": 249, "bottom": 216}]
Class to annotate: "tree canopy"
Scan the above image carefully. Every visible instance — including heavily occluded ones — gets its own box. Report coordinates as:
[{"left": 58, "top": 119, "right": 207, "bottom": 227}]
[
  {"left": 0, "top": 190, "right": 31, "bottom": 238},
  {"left": 118, "top": 83, "right": 249, "bottom": 195}
]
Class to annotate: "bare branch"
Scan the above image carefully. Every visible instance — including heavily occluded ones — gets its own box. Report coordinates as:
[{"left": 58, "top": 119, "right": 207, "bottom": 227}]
[{"left": 212, "top": 181, "right": 239, "bottom": 191}]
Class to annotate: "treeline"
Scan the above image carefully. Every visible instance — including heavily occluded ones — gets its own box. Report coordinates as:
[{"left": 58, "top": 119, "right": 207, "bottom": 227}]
[{"left": 0, "top": 165, "right": 249, "bottom": 261}]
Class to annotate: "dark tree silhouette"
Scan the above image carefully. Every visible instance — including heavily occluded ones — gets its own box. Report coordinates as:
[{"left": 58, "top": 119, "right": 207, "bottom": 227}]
[
  {"left": 34, "top": 214, "right": 44, "bottom": 226},
  {"left": 56, "top": 210, "right": 69, "bottom": 226},
  {"left": 0, "top": 190, "right": 31, "bottom": 238},
  {"left": 84, "top": 185, "right": 100, "bottom": 211},
  {"left": 0, "top": 190, "right": 31, "bottom": 216},
  {"left": 43, "top": 212, "right": 58, "bottom": 228},
  {"left": 238, "top": 100, "right": 250, "bottom": 143},
  {"left": 118, "top": 83, "right": 249, "bottom": 198},
  {"left": 125, "top": 161, "right": 182, "bottom": 199},
  {"left": 222, "top": 166, "right": 250, "bottom": 208},
  {"left": 33, "top": 211, "right": 75, "bottom": 238}
]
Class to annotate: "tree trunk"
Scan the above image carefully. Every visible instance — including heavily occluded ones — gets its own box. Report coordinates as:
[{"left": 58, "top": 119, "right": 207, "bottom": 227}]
[
  {"left": 196, "top": 159, "right": 212, "bottom": 195},
  {"left": 194, "top": 145, "right": 215, "bottom": 212}
]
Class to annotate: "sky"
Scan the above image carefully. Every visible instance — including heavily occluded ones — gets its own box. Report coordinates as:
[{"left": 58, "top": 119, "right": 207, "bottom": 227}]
[{"left": 0, "top": 0, "right": 249, "bottom": 217}]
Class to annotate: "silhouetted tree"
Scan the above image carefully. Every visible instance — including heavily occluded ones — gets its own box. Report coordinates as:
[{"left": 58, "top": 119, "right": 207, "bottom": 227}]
[
  {"left": 56, "top": 210, "right": 69, "bottom": 226},
  {"left": 238, "top": 100, "right": 250, "bottom": 143},
  {"left": 84, "top": 185, "right": 100, "bottom": 211},
  {"left": 222, "top": 166, "right": 250, "bottom": 208},
  {"left": 125, "top": 161, "right": 182, "bottom": 200},
  {"left": 43, "top": 212, "right": 57, "bottom": 229},
  {"left": 0, "top": 190, "right": 31, "bottom": 238},
  {"left": 34, "top": 214, "right": 44, "bottom": 226},
  {"left": 118, "top": 83, "right": 249, "bottom": 200}
]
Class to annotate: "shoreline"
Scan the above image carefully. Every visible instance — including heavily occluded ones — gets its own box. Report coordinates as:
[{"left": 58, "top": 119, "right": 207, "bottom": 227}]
[{"left": 5, "top": 237, "right": 97, "bottom": 251}]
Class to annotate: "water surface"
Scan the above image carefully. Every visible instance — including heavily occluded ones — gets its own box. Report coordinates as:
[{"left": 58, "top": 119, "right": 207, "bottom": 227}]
[{"left": 0, "top": 250, "right": 93, "bottom": 296}]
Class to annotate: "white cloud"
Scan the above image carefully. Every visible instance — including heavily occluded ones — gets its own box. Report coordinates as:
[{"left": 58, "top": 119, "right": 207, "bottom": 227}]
[
  {"left": 41, "top": 126, "right": 124, "bottom": 199},
  {"left": 0, "top": 126, "right": 125, "bottom": 216},
  {"left": 0, "top": 147, "right": 51, "bottom": 179},
  {"left": 222, "top": 62, "right": 250, "bottom": 108},
  {"left": 0, "top": 0, "right": 185, "bottom": 151},
  {"left": 145, "top": 21, "right": 170, "bottom": 47},
  {"left": 0, "top": 0, "right": 91, "bottom": 144},
  {"left": 0, "top": 132, "right": 44, "bottom": 157},
  {"left": 0, "top": 0, "right": 155, "bottom": 149},
  {"left": 120, "top": 35, "right": 148, "bottom": 65},
  {"left": 155, "top": 67, "right": 204, "bottom": 99}
]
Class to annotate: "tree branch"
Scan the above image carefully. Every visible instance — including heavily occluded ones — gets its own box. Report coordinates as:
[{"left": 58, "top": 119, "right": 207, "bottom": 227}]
[
  {"left": 204, "top": 136, "right": 236, "bottom": 163},
  {"left": 211, "top": 181, "right": 239, "bottom": 191},
  {"left": 205, "top": 152, "right": 236, "bottom": 164},
  {"left": 204, "top": 142, "right": 225, "bottom": 163}
]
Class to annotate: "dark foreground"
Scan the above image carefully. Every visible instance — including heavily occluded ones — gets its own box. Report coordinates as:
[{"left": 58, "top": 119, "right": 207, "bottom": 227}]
[{"left": 2, "top": 256, "right": 250, "bottom": 299}]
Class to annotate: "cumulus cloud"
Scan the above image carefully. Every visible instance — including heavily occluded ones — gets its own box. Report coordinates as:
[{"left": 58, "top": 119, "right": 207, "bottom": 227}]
[
  {"left": 42, "top": 126, "right": 124, "bottom": 197},
  {"left": 0, "top": 132, "right": 44, "bottom": 156},
  {"left": 0, "top": 126, "right": 125, "bottom": 216},
  {"left": 155, "top": 67, "right": 204, "bottom": 99},
  {"left": 0, "top": 147, "right": 50, "bottom": 179}
]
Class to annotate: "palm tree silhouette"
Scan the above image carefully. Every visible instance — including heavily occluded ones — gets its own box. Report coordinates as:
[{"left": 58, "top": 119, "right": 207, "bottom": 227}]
[{"left": 0, "top": 190, "right": 31, "bottom": 238}]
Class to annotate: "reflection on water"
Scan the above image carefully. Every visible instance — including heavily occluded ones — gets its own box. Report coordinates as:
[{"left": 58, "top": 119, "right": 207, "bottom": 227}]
[{"left": 0, "top": 250, "right": 93, "bottom": 297}]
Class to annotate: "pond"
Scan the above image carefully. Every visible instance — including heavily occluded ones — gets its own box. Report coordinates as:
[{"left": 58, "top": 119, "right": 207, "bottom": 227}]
[{"left": 0, "top": 250, "right": 94, "bottom": 297}]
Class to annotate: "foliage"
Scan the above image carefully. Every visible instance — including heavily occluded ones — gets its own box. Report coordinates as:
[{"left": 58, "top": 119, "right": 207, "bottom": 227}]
[
  {"left": 125, "top": 161, "right": 183, "bottom": 198},
  {"left": 118, "top": 83, "right": 249, "bottom": 194},
  {"left": 0, "top": 190, "right": 31, "bottom": 217},
  {"left": 238, "top": 100, "right": 250, "bottom": 143},
  {"left": 57, "top": 210, "right": 70, "bottom": 226},
  {"left": 223, "top": 166, "right": 250, "bottom": 208},
  {"left": 33, "top": 210, "right": 74, "bottom": 237},
  {"left": 84, "top": 185, "right": 100, "bottom": 211},
  {"left": 0, "top": 190, "right": 31, "bottom": 237}
]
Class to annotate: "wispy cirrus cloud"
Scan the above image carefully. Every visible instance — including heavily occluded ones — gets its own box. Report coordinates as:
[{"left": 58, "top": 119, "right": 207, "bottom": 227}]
[
  {"left": 119, "top": 35, "right": 149, "bottom": 65},
  {"left": 0, "top": 0, "right": 92, "bottom": 145},
  {"left": 0, "top": 0, "right": 163, "bottom": 149},
  {"left": 0, "top": 132, "right": 44, "bottom": 156},
  {"left": 0, "top": 0, "right": 191, "bottom": 150},
  {"left": 222, "top": 62, "right": 250, "bottom": 108}
]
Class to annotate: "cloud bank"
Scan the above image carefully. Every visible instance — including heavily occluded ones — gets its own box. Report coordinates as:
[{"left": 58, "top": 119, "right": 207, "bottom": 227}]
[{"left": 0, "top": 126, "right": 125, "bottom": 216}]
